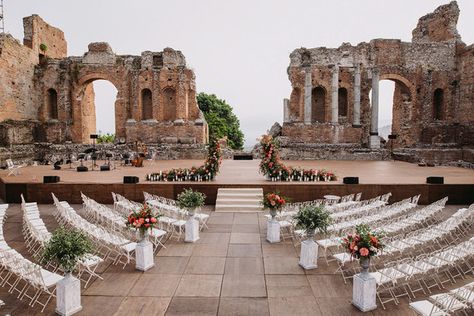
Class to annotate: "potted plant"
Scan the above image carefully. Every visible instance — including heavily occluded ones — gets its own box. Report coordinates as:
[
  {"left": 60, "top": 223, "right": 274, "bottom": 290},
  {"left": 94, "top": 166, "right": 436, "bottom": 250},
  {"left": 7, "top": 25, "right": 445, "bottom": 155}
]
[
  {"left": 342, "top": 224, "right": 384, "bottom": 275},
  {"left": 293, "top": 205, "right": 332, "bottom": 269},
  {"left": 294, "top": 204, "right": 331, "bottom": 239},
  {"left": 177, "top": 188, "right": 206, "bottom": 242},
  {"left": 262, "top": 192, "right": 287, "bottom": 243},
  {"left": 177, "top": 188, "right": 206, "bottom": 216},
  {"left": 42, "top": 227, "right": 92, "bottom": 315},
  {"left": 126, "top": 204, "right": 160, "bottom": 271}
]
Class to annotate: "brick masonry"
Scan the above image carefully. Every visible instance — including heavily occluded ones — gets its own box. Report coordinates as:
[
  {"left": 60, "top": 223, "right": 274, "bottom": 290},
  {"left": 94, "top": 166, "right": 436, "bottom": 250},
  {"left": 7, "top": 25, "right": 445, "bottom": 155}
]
[
  {"left": 279, "top": 1, "right": 473, "bottom": 164},
  {"left": 0, "top": 15, "right": 208, "bottom": 157}
]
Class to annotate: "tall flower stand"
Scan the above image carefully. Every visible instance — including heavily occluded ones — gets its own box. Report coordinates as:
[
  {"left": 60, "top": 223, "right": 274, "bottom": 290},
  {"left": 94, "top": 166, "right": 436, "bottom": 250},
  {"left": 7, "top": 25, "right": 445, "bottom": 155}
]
[
  {"left": 299, "top": 236, "right": 318, "bottom": 269},
  {"left": 136, "top": 233, "right": 154, "bottom": 272},
  {"left": 266, "top": 210, "right": 280, "bottom": 243},
  {"left": 56, "top": 273, "right": 82, "bottom": 315},
  {"left": 352, "top": 259, "right": 377, "bottom": 312},
  {"left": 185, "top": 215, "right": 200, "bottom": 243}
]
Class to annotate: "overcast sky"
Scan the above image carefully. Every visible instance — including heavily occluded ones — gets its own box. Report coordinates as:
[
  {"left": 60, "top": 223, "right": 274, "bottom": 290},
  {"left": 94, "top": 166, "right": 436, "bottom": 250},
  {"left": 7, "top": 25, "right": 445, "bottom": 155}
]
[{"left": 5, "top": 0, "right": 474, "bottom": 147}]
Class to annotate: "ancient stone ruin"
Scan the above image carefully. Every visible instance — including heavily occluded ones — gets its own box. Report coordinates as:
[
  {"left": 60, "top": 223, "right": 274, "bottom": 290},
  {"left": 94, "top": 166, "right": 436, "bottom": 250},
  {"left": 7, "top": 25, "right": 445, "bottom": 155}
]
[
  {"left": 0, "top": 15, "right": 208, "bottom": 160},
  {"left": 277, "top": 1, "right": 473, "bottom": 165}
]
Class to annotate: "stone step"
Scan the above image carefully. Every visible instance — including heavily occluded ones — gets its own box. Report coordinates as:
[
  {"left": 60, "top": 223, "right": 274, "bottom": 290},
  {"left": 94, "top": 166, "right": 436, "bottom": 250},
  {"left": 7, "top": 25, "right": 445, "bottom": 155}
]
[
  {"left": 217, "top": 193, "right": 263, "bottom": 199},
  {"left": 214, "top": 204, "right": 264, "bottom": 213},
  {"left": 217, "top": 188, "right": 263, "bottom": 194},
  {"left": 215, "top": 187, "right": 264, "bottom": 212},
  {"left": 215, "top": 198, "right": 262, "bottom": 206}
]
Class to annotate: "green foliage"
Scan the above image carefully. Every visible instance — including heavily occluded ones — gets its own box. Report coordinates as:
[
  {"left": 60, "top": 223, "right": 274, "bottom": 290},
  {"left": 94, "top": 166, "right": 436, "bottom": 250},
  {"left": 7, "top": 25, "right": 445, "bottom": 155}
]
[
  {"left": 97, "top": 133, "right": 115, "bottom": 144},
  {"left": 197, "top": 93, "right": 244, "bottom": 150},
  {"left": 177, "top": 188, "right": 206, "bottom": 209},
  {"left": 42, "top": 227, "right": 93, "bottom": 273},
  {"left": 39, "top": 43, "right": 48, "bottom": 52},
  {"left": 293, "top": 205, "right": 332, "bottom": 235}
]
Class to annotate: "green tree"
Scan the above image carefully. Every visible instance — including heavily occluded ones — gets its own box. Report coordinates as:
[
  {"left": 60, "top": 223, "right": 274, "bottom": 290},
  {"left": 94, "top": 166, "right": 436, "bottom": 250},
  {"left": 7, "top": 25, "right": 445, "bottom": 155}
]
[{"left": 197, "top": 93, "right": 244, "bottom": 150}]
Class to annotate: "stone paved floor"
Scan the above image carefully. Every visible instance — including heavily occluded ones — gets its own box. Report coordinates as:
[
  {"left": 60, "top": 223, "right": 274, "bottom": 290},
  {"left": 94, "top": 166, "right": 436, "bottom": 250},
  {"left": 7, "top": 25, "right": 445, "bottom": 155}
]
[{"left": 0, "top": 204, "right": 471, "bottom": 315}]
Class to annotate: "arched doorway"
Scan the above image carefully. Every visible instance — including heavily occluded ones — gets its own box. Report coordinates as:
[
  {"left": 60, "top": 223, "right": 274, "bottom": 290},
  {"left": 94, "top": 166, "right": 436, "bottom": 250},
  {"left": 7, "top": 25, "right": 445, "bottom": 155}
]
[
  {"left": 369, "top": 74, "right": 413, "bottom": 147},
  {"left": 75, "top": 78, "right": 120, "bottom": 144}
]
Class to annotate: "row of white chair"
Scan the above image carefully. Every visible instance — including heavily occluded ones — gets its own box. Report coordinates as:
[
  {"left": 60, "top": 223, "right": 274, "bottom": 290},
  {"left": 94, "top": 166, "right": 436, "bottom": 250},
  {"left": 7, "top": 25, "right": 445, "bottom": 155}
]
[
  {"left": 410, "top": 281, "right": 473, "bottom": 315},
  {"left": 22, "top": 195, "right": 104, "bottom": 288},
  {"left": 84, "top": 193, "right": 167, "bottom": 254},
  {"left": 144, "top": 191, "right": 210, "bottom": 239},
  {"left": 52, "top": 193, "right": 137, "bottom": 268},
  {"left": 0, "top": 203, "right": 63, "bottom": 312}
]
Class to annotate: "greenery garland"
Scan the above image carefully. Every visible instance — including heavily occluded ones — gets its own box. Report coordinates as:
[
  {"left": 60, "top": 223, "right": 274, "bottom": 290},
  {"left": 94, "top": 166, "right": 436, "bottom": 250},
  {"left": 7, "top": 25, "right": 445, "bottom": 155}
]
[
  {"left": 146, "top": 137, "right": 222, "bottom": 182},
  {"left": 259, "top": 134, "right": 337, "bottom": 181}
]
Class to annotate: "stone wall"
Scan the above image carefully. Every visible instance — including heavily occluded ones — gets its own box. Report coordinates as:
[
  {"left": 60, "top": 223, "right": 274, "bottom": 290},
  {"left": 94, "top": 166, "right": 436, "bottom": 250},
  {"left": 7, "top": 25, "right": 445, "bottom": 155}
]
[
  {"left": 23, "top": 15, "right": 67, "bottom": 59},
  {"left": 0, "top": 15, "right": 208, "bottom": 149},
  {"left": 279, "top": 1, "right": 473, "bottom": 164},
  {"left": 0, "top": 35, "right": 38, "bottom": 121}
]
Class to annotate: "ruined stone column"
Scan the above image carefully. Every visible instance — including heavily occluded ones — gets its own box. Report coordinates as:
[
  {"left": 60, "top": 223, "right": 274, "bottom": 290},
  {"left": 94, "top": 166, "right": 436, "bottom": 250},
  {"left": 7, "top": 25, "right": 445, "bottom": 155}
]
[
  {"left": 283, "top": 98, "right": 290, "bottom": 123},
  {"left": 331, "top": 64, "right": 339, "bottom": 124},
  {"left": 304, "top": 68, "right": 312, "bottom": 125},
  {"left": 353, "top": 64, "right": 361, "bottom": 127},
  {"left": 369, "top": 68, "right": 380, "bottom": 149}
]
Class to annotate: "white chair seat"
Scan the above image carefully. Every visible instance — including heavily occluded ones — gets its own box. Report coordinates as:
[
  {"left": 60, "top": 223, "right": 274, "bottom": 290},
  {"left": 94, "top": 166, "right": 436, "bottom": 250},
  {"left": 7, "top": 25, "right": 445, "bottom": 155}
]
[
  {"left": 172, "top": 220, "right": 186, "bottom": 227},
  {"left": 40, "top": 269, "right": 64, "bottom": 287},
  {"left": 80, "top": 255, "right": 104, "bottom": 267},
  {"left": 333, "top": 253, "right": 351, "bottom": 264},
  {"left": 409, "top": 300, "right": 449, "bottom": 316},
  {"left": 316, "top": 238, "right": 341, "bottom": 249},
  {"left": 121, "top": 242, "right": 137, "bottom": 252},
  {"left": 149, "top": 228, "right": 166, "bottom": 238}
]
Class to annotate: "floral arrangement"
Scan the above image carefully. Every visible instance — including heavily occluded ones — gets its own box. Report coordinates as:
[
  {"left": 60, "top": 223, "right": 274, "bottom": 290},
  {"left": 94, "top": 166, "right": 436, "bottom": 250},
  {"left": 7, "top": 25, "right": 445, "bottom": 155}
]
[
  {"left": 259, "top": 135, "right": 336, "bottom": 181},
  {"left": 177, "top": 188, "right": 206, "bottom": 210},
  {"left": 342, "top": 224, "right": 384, "bottom": 260},
  {"left": 126, "top": 204, "right": 160, "bottom": 234},
  {"left": 146, "top": 137, "right": 222, "bottom": 182},
  {"left": 293, "top": 205, "right": 332, "bottom": 236},
  {"left": 262, "top": 192, "right": 287, "bottom": 210}
]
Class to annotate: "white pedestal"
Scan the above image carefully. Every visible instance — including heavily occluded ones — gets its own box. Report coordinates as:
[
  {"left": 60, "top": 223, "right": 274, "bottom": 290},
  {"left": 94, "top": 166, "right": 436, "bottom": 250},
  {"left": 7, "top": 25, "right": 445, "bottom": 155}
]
[
  {"left": 299, "top": 239, "right": 318, "bottom": 269},
  {"left": 56, "top": 274, "right": 82, "bottom": 316},
  {"left": 135, "top": 240, "right": 154, "bottom": 271},
  {"left": 185, "top": 218, "right": 200, "bottom": 243},
  {"left": 369, "top": 135, "right": 380, "bottom": 149},
  {"left": 352, "top": 273, "right": 377, "bottom": 312},
  {"left": 266, "top": 220, "right": 280, "bottom": 243}
]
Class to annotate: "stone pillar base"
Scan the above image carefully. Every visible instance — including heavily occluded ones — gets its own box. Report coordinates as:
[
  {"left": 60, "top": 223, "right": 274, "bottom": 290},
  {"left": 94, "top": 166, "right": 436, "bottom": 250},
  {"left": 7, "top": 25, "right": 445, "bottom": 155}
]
[
  {"left": 369, "top": 135, "right": 380, "bottom": 149},
  {"left": 185, "top": 218, "right": 200, "bottom": 243},
  {"left": 352, "top": 273, "right": 377, "bottom": 312},
  {"left": 56, "top": 274, "right": 82, "bottom": 316},
  {"left": 266, "top": 220, "right": 280, "bottom": 243},
  {"left": 299, "top": 239, "right": 318, "bottom": 269},
  {"left": 136, "top": 240, "right": 154, "bottom": 271}
]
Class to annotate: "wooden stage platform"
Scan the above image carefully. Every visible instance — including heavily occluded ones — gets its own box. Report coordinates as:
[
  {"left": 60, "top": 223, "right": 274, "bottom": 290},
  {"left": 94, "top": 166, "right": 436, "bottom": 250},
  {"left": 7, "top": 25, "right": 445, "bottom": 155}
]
[{"left": 1, "top": 160, "right": 473, "bottom": 205}]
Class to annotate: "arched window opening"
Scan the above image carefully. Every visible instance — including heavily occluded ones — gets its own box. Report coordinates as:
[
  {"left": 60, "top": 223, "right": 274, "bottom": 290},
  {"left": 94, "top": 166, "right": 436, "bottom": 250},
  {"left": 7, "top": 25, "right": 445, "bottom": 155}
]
[
  {"left": 338, "top": 88, "right": 348, "bottom": 117},
  {"left": 311, "top": 86, "right": 326, "bottom": 123},
  {"left": 141, "top": 89, "right": 153, "bottom": 120},
  {"left": 163, "top": 88, "right": 176, "bottom": 121},
  {"left": 289, "top": 88, "right": 301, "bottom": 121},
  {"left": 47, "top": 88, "right": 58, "bottom": 119},
  {"left": 433, "top": 88, "right": 444, "bottom": 121}
]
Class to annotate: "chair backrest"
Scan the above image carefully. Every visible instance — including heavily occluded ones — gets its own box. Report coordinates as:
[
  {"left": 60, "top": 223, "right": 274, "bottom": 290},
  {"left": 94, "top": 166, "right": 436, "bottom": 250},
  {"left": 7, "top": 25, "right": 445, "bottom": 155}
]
[{"left": 5, "top": 159, "right": 14, "bottom": 168}]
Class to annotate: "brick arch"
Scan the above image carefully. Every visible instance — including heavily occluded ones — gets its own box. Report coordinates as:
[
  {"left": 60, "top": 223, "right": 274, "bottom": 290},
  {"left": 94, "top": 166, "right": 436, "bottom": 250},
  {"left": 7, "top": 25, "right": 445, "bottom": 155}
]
[
  {"left": 377, "top": 73, "right": 415, "bottom": 147},
  {"left": 72, "top": 72, "right": 127, "bottom": 143}
]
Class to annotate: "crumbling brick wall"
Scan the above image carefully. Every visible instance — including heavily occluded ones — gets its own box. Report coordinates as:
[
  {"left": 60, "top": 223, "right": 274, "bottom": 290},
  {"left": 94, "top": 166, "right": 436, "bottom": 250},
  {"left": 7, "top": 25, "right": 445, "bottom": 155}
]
[
  {"left": 0, "top": 15, "right": 208, "bottom": 147},
  {"left": 281, "top": 1, "right": 473, "bottom": 162}
]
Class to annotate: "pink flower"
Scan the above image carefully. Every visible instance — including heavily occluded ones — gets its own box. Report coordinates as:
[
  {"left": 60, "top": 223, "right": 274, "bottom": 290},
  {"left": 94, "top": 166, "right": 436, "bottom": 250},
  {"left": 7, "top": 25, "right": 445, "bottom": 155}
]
[{"left": 359, "top": 248, "right": 369, "bottom": 257}]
